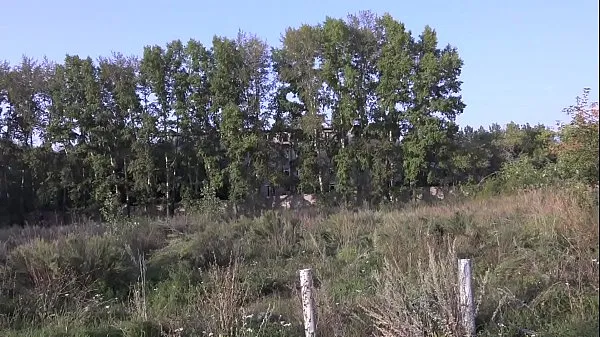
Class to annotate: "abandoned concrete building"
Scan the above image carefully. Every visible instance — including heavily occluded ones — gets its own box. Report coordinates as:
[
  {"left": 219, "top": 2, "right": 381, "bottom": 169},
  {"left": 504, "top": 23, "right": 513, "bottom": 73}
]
[{"left": 260, "top": 120, "right": 363, "bottom": 198}]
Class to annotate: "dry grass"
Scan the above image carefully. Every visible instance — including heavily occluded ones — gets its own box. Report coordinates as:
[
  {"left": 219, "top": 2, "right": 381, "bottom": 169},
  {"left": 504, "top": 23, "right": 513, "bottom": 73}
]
[
  {"left": 0, "top": 185, "right": 597, "bottom": 336},
  {"left": 364, "top": 240, "right": 462, "bottom": 336}
]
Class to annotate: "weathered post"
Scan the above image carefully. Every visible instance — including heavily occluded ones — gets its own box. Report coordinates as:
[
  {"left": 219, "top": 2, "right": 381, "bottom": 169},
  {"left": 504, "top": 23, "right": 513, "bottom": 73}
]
[
  {"left": 299, "top": 268, "right": 316, "bottom": 337},
  {"left": 458, "top": 258, "right": 476, "bottom": 336}
]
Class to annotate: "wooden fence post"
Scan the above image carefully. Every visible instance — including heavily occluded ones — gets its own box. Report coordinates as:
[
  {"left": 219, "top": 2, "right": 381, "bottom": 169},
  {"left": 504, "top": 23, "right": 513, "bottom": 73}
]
[
  {"left": 299, "top": 268, "right": 316, "bottom": 337},
  {"left": 458, "top": 258, "right": 476, "bottom": 336}
]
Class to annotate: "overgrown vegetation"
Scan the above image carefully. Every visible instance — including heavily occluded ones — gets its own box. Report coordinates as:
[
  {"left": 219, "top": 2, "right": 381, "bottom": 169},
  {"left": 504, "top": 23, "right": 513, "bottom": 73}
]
[
  {"left": 0, "top": 183, "right": 597, "bottom": 336},
  {"left": 1, "top": 9, "right": 598, "bottom": 337}
]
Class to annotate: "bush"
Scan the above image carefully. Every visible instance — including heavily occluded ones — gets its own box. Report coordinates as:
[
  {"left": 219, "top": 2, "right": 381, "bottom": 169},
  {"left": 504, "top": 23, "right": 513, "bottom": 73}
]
[{"left": 554, "top": 88, "right": 599, "bottom": 185}]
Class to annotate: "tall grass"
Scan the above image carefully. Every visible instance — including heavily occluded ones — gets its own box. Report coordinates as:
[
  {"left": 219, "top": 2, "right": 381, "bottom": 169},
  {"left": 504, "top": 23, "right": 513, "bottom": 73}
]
[{"left": 0, "top": 185, "right": 597, "bottom": 336}]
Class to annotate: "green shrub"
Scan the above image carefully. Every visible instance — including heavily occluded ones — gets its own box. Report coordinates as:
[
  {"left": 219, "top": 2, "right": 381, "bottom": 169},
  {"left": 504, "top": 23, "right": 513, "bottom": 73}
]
[{"left": 60, "top": 234, "right": 136, "bottom": 297}]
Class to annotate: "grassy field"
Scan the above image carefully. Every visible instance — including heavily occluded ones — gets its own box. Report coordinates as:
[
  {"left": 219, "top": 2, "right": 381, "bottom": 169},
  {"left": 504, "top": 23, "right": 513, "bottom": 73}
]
[{"left": 0, "top": 186, "right": 598, "bottom": 336}]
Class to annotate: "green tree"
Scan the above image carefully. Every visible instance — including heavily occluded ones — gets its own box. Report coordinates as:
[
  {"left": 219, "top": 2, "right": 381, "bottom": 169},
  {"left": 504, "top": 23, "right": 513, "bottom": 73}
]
[
  {"left": 140, "top": 44, "right": 178, "bottom": 216},
  {"left": 555, "top": 88, "right": 599, "bottom": 184},
  {"left": 274, "top": 24, "right": 327, "bottom": 194},
  {"left": 46, "top": 56, "right": 103, "bottom": 213},
  {"left": 212, "top": 33, "right": 272, "bottom": 205},
  {"left": 237, "top": 32, "right": 274, "bottom": 199},
  {"left": 376, "top": 16, "right": 465, "bottom": 190},
  {"left": 182, "top": 39, "right": 215, "bottom": 201},
  {"left": 211, "top": 36, "right": 252, "bottom": 204},
  {"left": 95, "top": 54, "right": 140, "bottom": 219},
  {"left": 0, "top": 57, "right": 52, "bottom": 217}
]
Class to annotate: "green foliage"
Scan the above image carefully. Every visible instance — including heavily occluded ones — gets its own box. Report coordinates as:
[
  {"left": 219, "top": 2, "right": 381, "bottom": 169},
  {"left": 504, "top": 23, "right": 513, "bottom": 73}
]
[
  {"left": 554, "top": 88, "right": 599, "bottom": 184},
  {"left": 497, "top": 156, "right": 559, "bottom": 190},
  {"left": 2, "top": 11, "right": 597, "bottom": 223}
]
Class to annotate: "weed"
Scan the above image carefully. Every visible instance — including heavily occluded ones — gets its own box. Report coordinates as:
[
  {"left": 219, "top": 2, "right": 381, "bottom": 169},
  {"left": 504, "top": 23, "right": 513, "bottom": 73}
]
[{"left": 0, "top": 186, "right": 597, "bottom": 336}]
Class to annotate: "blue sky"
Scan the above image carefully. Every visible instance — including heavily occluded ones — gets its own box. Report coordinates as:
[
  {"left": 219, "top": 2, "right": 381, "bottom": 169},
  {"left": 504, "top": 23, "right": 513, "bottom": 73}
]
[{"left": 2, "top": 0, "right": 598, "bottom": 129}]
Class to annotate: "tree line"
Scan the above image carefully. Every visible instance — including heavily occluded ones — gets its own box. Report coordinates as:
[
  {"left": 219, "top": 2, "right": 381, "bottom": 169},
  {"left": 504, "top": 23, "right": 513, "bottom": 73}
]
[{"left": 0, "top": 11, "right": 597, "bottom": 225}]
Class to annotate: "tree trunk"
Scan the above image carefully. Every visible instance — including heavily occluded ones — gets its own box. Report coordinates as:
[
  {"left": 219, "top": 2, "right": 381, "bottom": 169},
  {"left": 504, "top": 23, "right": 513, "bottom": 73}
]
[
  {"left": 124, "top": 158, "right": 130, "bottom": 218},
  {"left": 165, "top": 153, "right": 170, "bottom": 217},
  {"left": 314, "top": 129, "right": 324, "bottom": 194},
  {"left": 20, "top": 169, "right": 25, "bottom": 216},
  {"left": 110, "top": 155, "right": 118, "bottom": 196}
]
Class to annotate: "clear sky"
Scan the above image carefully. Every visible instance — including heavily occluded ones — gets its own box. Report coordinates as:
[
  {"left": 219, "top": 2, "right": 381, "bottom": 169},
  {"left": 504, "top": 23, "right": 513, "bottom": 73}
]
[{"left": 2, "top": 0, "right": 598, "bottom": 129}]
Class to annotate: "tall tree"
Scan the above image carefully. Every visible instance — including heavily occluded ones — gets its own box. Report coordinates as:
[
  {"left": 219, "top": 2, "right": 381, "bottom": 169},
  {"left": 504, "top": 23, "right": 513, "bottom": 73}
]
[
  {"left": 211, "top": 36, "right": 249, "bottom": 203},
  {"left": 376, "top": 16, "right": 465, "bottom": 189},
  {"left": 140, "top": 44, "right": 178, "bottom": 216},
  {"left": 237, "top": 32, "right": 274, "bottom": 198},
  {"left": 45, "top": 56, "right": 102, "bottom": 213},
  {"left": 274, "top": 24, "right": 327, "bottom": 193},
  {"left": 212, "top": 34, "right": 272, "bottom": 205},
  {"left": 95, "top": 54, "right": 140, "bottom": 218},
  {"left": 0, "top": 57, "right": 52, "bottom": 217},
  {"left": 182, "top": 39, "right": 214, "bottom": 201}
]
